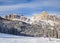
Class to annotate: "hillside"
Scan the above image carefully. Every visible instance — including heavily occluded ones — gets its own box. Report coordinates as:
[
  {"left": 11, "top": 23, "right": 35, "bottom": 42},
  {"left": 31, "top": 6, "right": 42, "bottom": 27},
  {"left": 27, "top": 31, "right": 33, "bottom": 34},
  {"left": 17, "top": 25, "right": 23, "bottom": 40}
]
[
  {"left": 0, "top": 16, "right": 43, "bottom": 37},
  {"left": 0, "top": 12, "right": 60, "bottom": 38}
]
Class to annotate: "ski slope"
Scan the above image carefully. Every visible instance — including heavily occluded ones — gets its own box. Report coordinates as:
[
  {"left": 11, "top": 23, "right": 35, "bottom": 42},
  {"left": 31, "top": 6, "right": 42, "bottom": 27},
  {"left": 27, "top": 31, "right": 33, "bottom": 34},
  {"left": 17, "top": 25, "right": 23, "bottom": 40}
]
[{"left": 0, "top": 33, "right": 60, "bottom": 43}]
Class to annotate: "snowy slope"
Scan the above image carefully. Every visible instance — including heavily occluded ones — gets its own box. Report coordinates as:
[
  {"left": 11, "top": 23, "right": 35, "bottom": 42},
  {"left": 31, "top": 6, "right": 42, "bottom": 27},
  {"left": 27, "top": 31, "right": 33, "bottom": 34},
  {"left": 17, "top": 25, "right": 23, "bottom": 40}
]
[
  {"left": 0, "top": 33, "right": 21, "bottom": 38},
  {"left": 0, "top": 33, "right": 60, "bottom": 43}
]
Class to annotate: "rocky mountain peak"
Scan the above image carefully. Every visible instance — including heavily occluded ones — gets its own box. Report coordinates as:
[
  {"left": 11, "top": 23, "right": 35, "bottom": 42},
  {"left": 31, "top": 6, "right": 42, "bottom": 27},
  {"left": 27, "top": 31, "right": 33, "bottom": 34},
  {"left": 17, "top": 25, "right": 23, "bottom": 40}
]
[
  {"left": 3, "top": 14, "right": 30, "bottom": 23},
  {"left": 30, "top": 11, "right": 60, "bottom": 25},
  {"left": 41, "top": 11, "right": 48, "bottom": 16}
]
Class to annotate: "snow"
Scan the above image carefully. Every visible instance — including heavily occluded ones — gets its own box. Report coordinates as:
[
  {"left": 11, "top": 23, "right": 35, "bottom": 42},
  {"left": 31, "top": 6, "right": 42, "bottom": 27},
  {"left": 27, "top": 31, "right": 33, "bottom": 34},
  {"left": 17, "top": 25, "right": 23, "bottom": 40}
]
[
  {"left": 39, "top": 20, "right": 58, "bottom": 26},
  {"left": 0, "top": 33, "right": 20, "bottom": 38},
  {"left": 29, "top": 18, "right": 58, "bottom": 26},
  {"left": 0, "top": 33, "right": 60, "bottom": 43}
]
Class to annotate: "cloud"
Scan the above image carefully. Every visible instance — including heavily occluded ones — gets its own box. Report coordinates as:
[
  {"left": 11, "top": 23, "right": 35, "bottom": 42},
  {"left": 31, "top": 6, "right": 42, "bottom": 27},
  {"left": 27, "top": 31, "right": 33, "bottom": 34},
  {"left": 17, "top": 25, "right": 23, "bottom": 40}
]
[
  {"left": 0, "top": 0, "right": 60, "bottom": 10},
  {"left": 0, "top": 0, "right": 60, "bottom": 16},
  {"left": 0, "top": 0, "right": 33, "bottom": 5}
]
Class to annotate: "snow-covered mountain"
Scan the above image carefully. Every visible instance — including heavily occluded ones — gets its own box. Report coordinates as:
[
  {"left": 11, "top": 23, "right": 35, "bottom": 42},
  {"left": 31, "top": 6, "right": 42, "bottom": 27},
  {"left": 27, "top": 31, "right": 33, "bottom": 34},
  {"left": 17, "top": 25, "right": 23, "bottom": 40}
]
[
  {"left": 3, "top": 12, "right": 60, "bottom": 25},
  {"left": 3, "top": 14, "right": 30, "bottom": 23},
  {"left": 0, "top": 11, "right": 60, "bottom": 38},
  {"left": 29, "top": 11, "right": 60, "bottom": 26}
]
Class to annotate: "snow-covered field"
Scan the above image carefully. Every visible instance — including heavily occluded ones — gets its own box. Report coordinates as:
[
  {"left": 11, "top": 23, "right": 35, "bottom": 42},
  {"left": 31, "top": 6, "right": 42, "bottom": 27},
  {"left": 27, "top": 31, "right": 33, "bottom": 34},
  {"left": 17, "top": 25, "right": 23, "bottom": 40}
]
[{"left": 0, "top": 33, "right": 60, "bottom": 43}]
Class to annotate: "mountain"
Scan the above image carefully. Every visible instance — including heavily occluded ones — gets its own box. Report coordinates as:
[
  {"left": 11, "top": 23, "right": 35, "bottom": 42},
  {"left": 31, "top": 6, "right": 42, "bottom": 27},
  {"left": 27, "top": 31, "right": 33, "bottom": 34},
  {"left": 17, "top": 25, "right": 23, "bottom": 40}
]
[
  {"left": 28, "top": 11, "right": 60, "bottom": 38},
  {"left": 0, "top": 16, "right": 42, "bottom": 37},
  {"left": 30, "top": 11, "right": 60, "bottom": 26},
  {"left": 3, "top": 14, "right": 30, "bottom": 23},
  {"left": 0, "top": 16, "right": 48, "bottom": 37},
  {"left": 0, "top": 12, "right": 60, "bottom": 38},
  {"left": 0, "top": 16, "right": 9, "bottom": 20}
]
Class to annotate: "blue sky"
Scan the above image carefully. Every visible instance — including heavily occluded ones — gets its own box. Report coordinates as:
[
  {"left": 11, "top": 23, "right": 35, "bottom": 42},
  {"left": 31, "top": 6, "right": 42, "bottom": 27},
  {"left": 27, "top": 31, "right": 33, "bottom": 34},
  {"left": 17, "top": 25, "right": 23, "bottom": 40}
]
[{"left": 0, "top": 0, "right": 60, "bottom": 17}]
